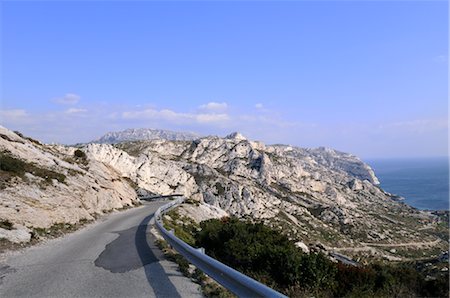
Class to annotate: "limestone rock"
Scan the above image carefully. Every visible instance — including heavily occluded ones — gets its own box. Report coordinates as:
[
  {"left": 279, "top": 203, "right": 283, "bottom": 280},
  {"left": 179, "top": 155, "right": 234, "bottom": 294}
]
[
  {"left": 1, "top": 125, "right": 442, "bottom": 253},
  {"left": 105, "top": 133, "right": 440, "bottom": 249},
  {"left": 0, "top": 225, "right": 31, "bottom": 243},
  {"left": 0, "top": 126, "right": 138, "bottom": 243}
]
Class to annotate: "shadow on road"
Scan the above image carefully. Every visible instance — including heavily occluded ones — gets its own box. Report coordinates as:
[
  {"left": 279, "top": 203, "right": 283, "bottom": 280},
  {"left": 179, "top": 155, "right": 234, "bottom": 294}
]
[
  {"left": 136, "top": 214, "right": 182, "bottom": 298},
  {"left": 94, "top": 212, "right": 181, "bottom": 297}
]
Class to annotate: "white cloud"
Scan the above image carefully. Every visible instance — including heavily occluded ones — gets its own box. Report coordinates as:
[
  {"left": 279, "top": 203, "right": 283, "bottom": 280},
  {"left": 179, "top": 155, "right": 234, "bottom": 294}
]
[
  {"left": 255, "top": 103, "right": 264, "bottom": 109},
  {"left": 0, "top": 101, "right": 446, "bottom": 159},
  {"left": 378, "top": 119, "right": 448, "bottom": 134},
  {"left": 122, "top": 107, "right": 230, "bottom": 124},
  {"left": 0, "top": 109, "right": 30, "bottom": 125},
  {"left": 199, "top": 102, "right": 228, "bottom": 112},
  {"left": 65, "top": 108, "right": 87, "bottom": 114},
  {"left": 196, "top": 113, "right": 229, "bottom": 123},
  {"left": 0, "top": 109, "right": 28, "bottom": 119},
  {"left": 53, "top": 93, "right": 80, "bottom": 105}
]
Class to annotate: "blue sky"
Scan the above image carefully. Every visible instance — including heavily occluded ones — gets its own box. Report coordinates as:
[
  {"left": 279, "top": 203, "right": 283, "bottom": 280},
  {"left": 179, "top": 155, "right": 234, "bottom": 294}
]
[{"left": 0, "top": 1, "right": 447, "bottom": 159}]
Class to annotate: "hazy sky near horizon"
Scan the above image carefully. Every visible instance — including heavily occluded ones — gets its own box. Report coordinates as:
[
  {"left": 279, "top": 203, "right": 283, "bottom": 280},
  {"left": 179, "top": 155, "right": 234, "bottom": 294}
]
[{"left": 1, "top": 1, "right": 448, "bottom": 159}]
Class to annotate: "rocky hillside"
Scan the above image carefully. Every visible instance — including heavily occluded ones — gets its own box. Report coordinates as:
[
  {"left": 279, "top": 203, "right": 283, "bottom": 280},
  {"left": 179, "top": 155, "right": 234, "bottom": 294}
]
[
  {"left": 86, "top": 132, "right": 446, "bottom": 260},
  {"left": 93, "top": 128, "right": 201, "bottom": 144},
  {"left": 0, "top": 126, "right": 138, "bottom": 243},
  {"left": 1, "top": 126, "right": 445, "bottom": 261}
]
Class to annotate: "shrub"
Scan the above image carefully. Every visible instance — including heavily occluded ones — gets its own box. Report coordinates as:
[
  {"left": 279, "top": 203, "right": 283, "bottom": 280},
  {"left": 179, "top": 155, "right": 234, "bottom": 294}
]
[
  {"left": 194, "top": 218, "right": 448, "bottom": 297},
  {"left": 74, "top": 149, "right": 87, "bottom": 159},
  {"left": 13, "top": 131, "right": 40, "bottom": 145},
  {"left": 0, "top": 153, "right": 26, "bottom": 175},
  {"left": 0, "top": 151, "right": 65, "bottom": 184},
  {"left": 201, "top": 282, "right": 235, "bottom": 298},
  {"left": 196, "top": 217, "right": 336, "bottom": 293},
  {"left": 0, "top": 219, "right": 14, "bottom": 230}
]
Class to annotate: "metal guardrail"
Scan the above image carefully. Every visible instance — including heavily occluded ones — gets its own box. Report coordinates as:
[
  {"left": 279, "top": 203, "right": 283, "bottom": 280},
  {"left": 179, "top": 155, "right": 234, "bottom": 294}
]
[
  {"left": 140, "top": 194, "right": 183, "bottom": 201},
  {"left": 154, "top": 197, "right": 287, "bottom": 298}
]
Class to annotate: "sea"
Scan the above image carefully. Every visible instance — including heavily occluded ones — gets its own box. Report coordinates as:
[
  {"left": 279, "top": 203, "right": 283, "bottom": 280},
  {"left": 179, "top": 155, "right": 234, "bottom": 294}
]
[{"left": 366, "top": 157, "right": 449, "bottom": 211}]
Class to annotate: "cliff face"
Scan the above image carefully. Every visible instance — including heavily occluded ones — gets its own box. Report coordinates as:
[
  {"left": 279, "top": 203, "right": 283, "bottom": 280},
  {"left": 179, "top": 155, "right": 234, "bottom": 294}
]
[
  {"left": 0, "top": 126, "right": 138, "bottom": 243},
  {"left": 1, "top": 126, "right": 443, "bottom": 260},
  {"left": 89, "top": 133, "right": 440, "bottom": 251}
]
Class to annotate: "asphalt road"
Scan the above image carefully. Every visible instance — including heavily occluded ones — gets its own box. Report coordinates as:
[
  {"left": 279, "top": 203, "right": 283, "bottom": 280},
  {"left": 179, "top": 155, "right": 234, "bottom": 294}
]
[{"left": 0, "top": 201, "right": 203, "bottom": 298}]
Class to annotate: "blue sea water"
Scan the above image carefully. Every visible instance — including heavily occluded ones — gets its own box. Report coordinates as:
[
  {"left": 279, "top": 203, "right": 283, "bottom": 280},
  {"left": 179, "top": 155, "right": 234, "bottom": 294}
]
[{"left": 366, "top": 157, "right": 449, "bottom": 211}]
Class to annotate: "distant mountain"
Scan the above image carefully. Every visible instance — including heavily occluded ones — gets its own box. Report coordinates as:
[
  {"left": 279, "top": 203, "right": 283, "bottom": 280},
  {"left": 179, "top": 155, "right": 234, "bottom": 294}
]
[{"left": 93, "top": 128, "right": 201, "bottom": 144}]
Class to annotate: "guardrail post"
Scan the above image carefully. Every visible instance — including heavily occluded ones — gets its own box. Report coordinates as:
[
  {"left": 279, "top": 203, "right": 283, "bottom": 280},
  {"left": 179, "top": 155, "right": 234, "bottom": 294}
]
[{"left": 196, "top": 247, "right": 205, "bottom": 254}]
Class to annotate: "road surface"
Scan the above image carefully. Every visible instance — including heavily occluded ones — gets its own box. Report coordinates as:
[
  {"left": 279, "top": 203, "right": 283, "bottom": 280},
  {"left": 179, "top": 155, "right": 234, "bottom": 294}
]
[{"left": 0, "top": 201, "right": 202, "bottom": 298}]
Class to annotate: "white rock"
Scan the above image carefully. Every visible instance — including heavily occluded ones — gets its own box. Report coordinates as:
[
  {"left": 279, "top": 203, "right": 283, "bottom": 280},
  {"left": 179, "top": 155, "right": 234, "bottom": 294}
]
[
  {"left": 0, "top": 226, "right": 31, "bottom": 243},
  {"left": 295, "top": 241, "right": 310, "bottom": 253},
  {"left": 0, "top": 127, "right": 138, "bottom": 230}
]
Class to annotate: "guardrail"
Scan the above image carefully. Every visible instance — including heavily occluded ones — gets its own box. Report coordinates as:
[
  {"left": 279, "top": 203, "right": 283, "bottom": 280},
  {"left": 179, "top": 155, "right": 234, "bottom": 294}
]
[
  {"left": 140, "top": 194, "right": 183, "bottom": 201},
  {"left": 154, "top": 197, "right": 287, "bottom": 298}
]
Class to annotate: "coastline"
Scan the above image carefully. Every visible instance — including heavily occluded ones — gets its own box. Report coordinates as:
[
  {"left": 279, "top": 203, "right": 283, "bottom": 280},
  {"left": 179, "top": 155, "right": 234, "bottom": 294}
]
[{"left": 367, "top": 157, "right": 449, "bottom": 212}]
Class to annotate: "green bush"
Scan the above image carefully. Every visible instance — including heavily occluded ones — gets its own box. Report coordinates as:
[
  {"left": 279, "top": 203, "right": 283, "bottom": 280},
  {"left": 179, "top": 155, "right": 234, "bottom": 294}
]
[
  {"left": 0, "top": 151, "right": 66, "bottom": 183},
  {"left": 0, "top": 153, "right": 26, "bottom": 175},
  {"left": 0, "top": 151, "right": 65, "bottom": 184},
  {"left": 31, "top": 167, "right": 66, "bottom": 183},
  {"left": 74, "top": 149, "right": 87, "bottom": 159},
  {"left": 13, "top": 131, "right": 40, "bottom": 145},
  {"left": 201, "top": 282, "right": 235, "bottom": 298},
  {"left": 163, "top": 210, "right": 198, "bottom": 246},
  {"left": 195, "top": 218, "right": 449, "bottom": 297},
  {"left": 196, "top": 218, "right": 336, "bottom": 293},
  {"left": 0, "top": 219, "right": 14, "bottom": 230}
]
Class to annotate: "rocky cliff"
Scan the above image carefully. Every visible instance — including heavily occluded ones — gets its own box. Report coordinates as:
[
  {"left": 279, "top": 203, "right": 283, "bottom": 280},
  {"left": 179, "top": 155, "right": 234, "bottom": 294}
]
[
  {"left": 1, "top": 126, "right": 445, "bottom": 261},
  {"left": 0, "top": 126, "right": 138, "bottom": 243},
  {"left": 88, "top": 132, "right": 445, "bottom": 260}
]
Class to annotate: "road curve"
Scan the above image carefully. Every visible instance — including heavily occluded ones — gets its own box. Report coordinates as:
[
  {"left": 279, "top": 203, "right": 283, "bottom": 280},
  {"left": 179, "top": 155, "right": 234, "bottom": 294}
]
[{"left": 0, "top": 201, "right": 202, "bottom": 298}]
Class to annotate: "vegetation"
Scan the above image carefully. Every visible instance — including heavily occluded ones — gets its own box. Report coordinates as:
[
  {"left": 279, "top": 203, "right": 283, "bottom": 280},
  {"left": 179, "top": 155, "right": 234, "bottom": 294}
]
[
  {"left": 155, "top": 239, "right": 234, "bottom": 298},
  {"left": 215, "top": 182, "right": 225, "bottom": 196},
  {"left": 0, "top": 219, "right": 14, "bottom": 230},
  {"left": 73, "top": 149, "right": 88, "bottom": 166},
  {"left": 13, "top": 130, "right": 41, "bottom": 145},
  {"left": 32, "top": 222, "right": 78, "bottom": 239},
  {"left": 193, "top": 217, "right": 448, "bottom": 297},
  {"left": 162, "top": 209, "right": 198, "bottom": 246},
  {"left": 0, "top": 151, "right": 66, "bottom": 188},
  {"left": 114, "top": 141, "right": 145, "bottom": 157},
  {"left": 431, "top": 211, "right": 449, "bottom": 242},
  {"left": 184, "top": 198, "right": 200, "bottom": 206},
  {"left": 31, "top": 218, "right": 93, "bottom": 240},
  {"left": 74, "top": 149, "right": 87, "bottom": 159},
  {"left": 0, "top": 152, "right": 27, "bottom": 175},
  {"left": 196, "top": 217, "right": 336, "bottom": 296},
  {"left": 0, "top": 238, "right": 34, "bottom": 254},
  {"left": 0, "top": 218, "right": 95, "bottom": 254}
]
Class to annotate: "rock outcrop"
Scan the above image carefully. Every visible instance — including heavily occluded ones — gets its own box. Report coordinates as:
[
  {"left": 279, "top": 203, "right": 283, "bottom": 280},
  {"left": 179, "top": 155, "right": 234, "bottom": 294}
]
[
  {"left": 0, "top": 126, "right": 138, "bottom": 243},
  {"left": 87, "top": 133, "right": 443, "bottom": 253},
  {"left": 1, "top": 126, "right": 445, "bottom": 261}
]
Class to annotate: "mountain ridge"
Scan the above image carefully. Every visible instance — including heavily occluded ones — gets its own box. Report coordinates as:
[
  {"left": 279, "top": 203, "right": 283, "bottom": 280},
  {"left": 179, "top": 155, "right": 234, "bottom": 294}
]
[
  {"left": 0, "top": 126, "right": 446, "bottom": 261},
  {"left": 87, "top": 132, "right": 446, "bottom": 260},
  {"left": 93, "top": 128, "right": 201, "bottom": 144}
]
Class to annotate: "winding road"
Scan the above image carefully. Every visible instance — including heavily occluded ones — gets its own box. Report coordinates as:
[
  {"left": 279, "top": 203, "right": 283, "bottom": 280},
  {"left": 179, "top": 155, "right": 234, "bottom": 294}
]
[{"left": 0, "top": 201, "right": 202, "bottom": 298}]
